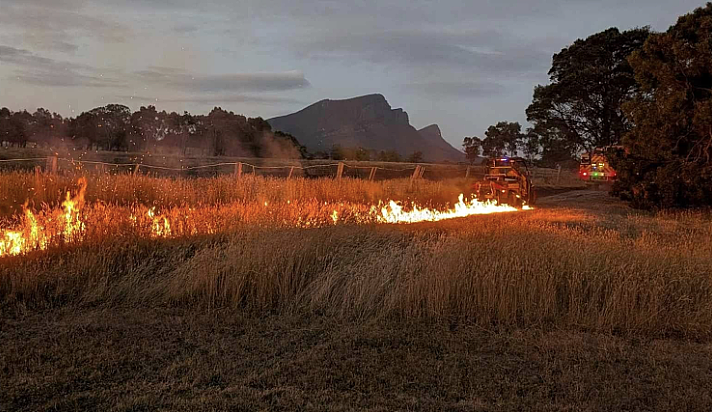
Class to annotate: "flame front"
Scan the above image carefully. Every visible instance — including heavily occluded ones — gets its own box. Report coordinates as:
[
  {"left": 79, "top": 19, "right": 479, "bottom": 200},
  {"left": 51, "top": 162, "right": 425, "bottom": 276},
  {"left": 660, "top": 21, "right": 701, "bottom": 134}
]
[
  {"left": 0, "top": 178, "right": 86, "bottom": 257},
  {"left": 61, "top": 178, "right": 87, "bottom": 241},
  {"left": 0, "top": 180, "right": 528, "bottom": 257},
  {"left": 376, "top": 194, "right": 518, "bottom": 224}
]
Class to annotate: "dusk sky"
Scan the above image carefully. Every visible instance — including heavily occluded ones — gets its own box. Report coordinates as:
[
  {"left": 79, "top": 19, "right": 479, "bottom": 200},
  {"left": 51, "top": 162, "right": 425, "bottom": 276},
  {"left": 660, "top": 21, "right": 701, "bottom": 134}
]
[{"left": 0, "top": 0, "right": 704, "bottom": 148}]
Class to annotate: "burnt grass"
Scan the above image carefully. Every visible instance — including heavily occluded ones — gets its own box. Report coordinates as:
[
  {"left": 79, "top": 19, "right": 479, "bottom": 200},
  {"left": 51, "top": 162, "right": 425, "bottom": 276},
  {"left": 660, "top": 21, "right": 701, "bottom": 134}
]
[{"left": 2, "top": 309, "right": 712, "bottom": 411}]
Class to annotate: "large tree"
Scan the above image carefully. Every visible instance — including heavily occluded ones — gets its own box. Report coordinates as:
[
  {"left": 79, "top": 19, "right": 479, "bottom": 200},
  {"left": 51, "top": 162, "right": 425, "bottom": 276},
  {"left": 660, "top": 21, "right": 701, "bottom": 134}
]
[
  {"left": 130, "top": 105, "right": 170, "bottom": 151},
  {"left": 29, "top": 108, "right": 67, "bottom": 147},
  {"left": 0, "top": 108, "right": 26, "bottom": 147},
  {"left": 462, "top": 136, "right": 482, "bottom": 164},
  {"left": 612, "top": 4, "right": 712, "bottom": 208},
  {"left": 527, "top": 27, "right": 650, "bottom": 161},
  {"left": 70, "top": 104, "right": 131, "bottom": 150},
  {"left": 482, "top": 121, "right": 524, "bottom": 158}
]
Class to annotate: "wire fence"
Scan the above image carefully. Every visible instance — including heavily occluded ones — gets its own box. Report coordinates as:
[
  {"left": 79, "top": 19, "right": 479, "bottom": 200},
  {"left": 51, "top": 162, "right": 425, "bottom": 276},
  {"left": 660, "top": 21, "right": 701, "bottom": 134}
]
[{"left": 0, "top": 155, "right": 568, "bottom": 184}]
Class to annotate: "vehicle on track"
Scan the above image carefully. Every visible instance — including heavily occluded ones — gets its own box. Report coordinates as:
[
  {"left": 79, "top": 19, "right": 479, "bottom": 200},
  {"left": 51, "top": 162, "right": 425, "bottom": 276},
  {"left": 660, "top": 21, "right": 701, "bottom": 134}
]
[{"left": 473, "top": 156, "right": 535, "bottom": 208}]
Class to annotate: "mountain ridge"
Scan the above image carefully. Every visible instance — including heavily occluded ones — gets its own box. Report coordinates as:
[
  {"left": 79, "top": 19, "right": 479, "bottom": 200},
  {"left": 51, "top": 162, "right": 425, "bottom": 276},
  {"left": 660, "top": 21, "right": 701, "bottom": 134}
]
[{"left": 268, "top": 94, "right": 463, "bottom": 161}]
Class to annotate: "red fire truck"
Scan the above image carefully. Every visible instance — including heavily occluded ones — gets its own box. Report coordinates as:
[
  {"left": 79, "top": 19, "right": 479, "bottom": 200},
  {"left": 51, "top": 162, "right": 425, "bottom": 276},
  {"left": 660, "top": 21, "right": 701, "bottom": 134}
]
[{"left": 579, "top": 147, "right": 618, "bottom": 182}]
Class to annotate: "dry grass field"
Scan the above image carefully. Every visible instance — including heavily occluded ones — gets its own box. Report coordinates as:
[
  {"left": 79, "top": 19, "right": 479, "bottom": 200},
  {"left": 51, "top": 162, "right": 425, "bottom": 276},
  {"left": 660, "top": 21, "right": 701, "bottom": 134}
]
[{"left": 1, "top": 173, "right": 711, "bottom": 410}]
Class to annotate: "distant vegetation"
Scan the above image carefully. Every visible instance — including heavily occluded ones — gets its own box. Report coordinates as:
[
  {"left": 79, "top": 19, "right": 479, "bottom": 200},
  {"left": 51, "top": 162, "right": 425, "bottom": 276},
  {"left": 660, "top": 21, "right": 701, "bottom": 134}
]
[
  {"left": 0, "top": 105, "right": 307, "bottom": 159},
  {"left": 466, "top": 4, "right": 712, "bottom": 208},
  {"left": 464, "top": 27, "right": 651, "bottom": 169}
]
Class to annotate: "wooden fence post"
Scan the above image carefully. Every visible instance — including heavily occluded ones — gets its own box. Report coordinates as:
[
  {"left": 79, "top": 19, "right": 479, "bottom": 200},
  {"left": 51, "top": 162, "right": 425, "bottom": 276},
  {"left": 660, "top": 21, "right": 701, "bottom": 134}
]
[
  {"left": 336, "top": 162, "right": 344, "bottom": 179},
  {"left": 46, "top": 156, "right": 58, "bottom": 174},
  {"left": 411, "top": 165, "right": 421, "bottom": 181},
  {"left": 235, "top": 162, "right": 243, "bottom": 178},
  {"left": 288, "top": 166, "right": 295, "bottom": 179},
  {"left": 34, "top": 166, "right": 45, "bottom": 203},
  {"left": 133, "top": 164, "right": 140, "bottom": 176},
  {"left": 419, "top": 166, "right": 426, "bottom": 179},
  {"left": 369, "top": 167, "right": 377, "bottom": 181},
  {"left": 465, "top": 166, "right": 471, "bottom": 178},
  {"left": 556, "top": 165, "right": 562, "bottom": 185}
]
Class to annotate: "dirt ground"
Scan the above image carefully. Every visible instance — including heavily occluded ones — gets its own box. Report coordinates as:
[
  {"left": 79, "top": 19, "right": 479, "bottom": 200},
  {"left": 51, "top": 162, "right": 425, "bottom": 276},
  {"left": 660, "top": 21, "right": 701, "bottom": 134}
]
[{"left": 2, "top": 310, "right": 712, "bottom": 412}]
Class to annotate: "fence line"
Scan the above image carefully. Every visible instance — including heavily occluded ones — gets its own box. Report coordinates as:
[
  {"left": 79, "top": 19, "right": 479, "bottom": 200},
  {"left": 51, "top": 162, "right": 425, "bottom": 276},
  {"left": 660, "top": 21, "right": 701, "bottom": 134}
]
[
  {"left": 52, "top": 157, "right": 422, "bottom": 173},
  {"left": 1, "top": 155, "right": 565, "bottom": 182},
  {"left": 0, "top": 157, "right": 48, "bottom": 163}
]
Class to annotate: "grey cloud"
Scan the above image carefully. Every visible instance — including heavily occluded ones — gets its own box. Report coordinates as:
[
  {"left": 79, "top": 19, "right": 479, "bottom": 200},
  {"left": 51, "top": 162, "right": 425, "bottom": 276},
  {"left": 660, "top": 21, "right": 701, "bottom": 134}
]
[
  {"left": 2, "top": 0, "right": 89, "bottom": 9},
  {"left": 297, "top": 29, "right": 550, "bottom": 75},
  {"left": 0, "top": 4, "right": 128, "bottom": 45},
  {"left": 0, "top": 45, "right": 125, "bottom": 88},
  {"left": 117, "top": 94, "right": 304, "bottom": 105},
  {"left": 134, "top": 68, "right": 310, "bottom": 92},
  {"left": 0, "top": 46, "right": 71, "bottom": 69},
  {"left": 172, "top": 24, "right": 199, "bottom": 34},
  {"left": 103, "top": 0, "right": 566, "bottom": 23},
  {"left": 10, "top": 34, "right": 79, "bottom": 54},
  {"left": 406, "top": 81, "right": 507, "bottom": 98},
  {"left": 17, "top": 73, "right": 124, "bottom": 88}
]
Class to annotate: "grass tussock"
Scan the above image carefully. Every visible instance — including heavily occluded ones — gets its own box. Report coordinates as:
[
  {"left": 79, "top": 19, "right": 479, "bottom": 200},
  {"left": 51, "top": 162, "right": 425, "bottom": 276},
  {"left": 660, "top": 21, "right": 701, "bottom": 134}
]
[{"left": 2, "top": 204, "right": 711, "bottom": 337}]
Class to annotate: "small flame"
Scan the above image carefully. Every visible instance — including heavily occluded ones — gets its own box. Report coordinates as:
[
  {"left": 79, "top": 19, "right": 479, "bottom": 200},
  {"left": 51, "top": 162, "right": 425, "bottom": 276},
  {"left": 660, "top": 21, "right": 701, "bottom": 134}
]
[
  {"left": 61, "top": 178, "right": 87, "bottom": 241},
  {"left": 0, "top": 178, "right": 87, "bottom": 257},
  {"left": 145, "top": 207, "right": 172, "bottom": 238}
]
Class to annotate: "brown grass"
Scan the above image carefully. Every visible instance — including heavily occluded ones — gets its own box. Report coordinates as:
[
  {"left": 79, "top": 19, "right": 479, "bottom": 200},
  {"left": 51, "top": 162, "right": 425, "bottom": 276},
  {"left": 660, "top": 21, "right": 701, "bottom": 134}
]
[
  {"left": 2, "top": 192, "right": 711, "bottom": 337},
  {"left": 0, "top": 172, "right": 472, "bottom": 217},
  {"left": 3, "top": 309, "right": 711, "bottom": 411}
]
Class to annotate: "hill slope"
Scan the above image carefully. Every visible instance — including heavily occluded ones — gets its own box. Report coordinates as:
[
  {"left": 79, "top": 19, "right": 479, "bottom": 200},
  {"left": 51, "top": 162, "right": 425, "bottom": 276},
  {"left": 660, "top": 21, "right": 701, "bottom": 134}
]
[{"left": 268, "top": 94, "right": 463, "bottom": 162}]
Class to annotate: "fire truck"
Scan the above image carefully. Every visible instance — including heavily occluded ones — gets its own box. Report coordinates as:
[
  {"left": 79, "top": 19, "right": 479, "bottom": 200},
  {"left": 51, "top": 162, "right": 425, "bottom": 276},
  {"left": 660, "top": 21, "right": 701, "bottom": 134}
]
[
  {"left": 473, "top": 156, "right": 535, "bottom": 208},
  {"left": 579, "top": 147, "right": 618, "bottom": 182}
]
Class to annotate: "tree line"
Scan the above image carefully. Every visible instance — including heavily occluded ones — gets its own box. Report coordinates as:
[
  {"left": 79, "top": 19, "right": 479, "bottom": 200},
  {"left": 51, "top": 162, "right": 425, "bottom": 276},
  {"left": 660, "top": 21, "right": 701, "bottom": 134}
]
[
  {"left": 464, "top": 3, "right": 712, "bottom": 208},
  {"left": 0, "top": 105, "right": 307, "bottom": 159},
  {"left": 0, "top": 104, "right": 425, "bottom": 163}
]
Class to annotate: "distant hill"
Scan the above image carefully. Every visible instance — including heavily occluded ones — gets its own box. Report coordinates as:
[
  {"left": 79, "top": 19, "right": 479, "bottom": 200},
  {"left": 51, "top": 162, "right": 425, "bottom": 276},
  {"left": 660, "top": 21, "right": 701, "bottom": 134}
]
[{"left": 268, "top": 94, "right": 463, "bottom": 162}]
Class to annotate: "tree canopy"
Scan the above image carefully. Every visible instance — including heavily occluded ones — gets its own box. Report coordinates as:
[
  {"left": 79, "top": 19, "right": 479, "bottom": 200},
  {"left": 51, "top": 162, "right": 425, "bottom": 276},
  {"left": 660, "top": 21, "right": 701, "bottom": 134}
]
[
  {"left": 463, "top": 122, "right": 524, "bottom": 162},
  {"left": 462, "top": 137, "right": 482, "bottom": 164},
  {"left": 0, "top": 105, "right": 306, "bottom": 159},
  {"left": 527, "top": 27, "right": 650, "bottom": 163},
  {"left": 612, "top": 3, "right": 712, "bottom": 208}
]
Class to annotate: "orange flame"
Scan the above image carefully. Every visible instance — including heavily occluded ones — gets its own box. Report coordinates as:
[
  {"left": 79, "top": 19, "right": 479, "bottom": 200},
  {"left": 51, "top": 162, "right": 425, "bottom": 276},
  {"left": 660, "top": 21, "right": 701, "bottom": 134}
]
[
  {"left": 376, "top": 194, "right": 520, "bottom": 224},
  {"left": 0, "top": 178, "right": 86, "bottom": 257},
  {"left": 147, "top": 207, "right": 172, "bottom": 238}
]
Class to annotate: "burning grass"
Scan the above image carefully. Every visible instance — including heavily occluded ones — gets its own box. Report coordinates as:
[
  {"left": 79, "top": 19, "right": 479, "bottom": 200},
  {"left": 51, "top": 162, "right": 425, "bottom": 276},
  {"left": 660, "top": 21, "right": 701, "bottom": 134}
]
[
  {"left": 1, "top": 188, "right": 711, "bottom": 337},
  {"left": 1, "top": 172, "right": 710, "bottom": 337},
  {"left": 0, "top": 173, "right": 522, "bottom": 257}
]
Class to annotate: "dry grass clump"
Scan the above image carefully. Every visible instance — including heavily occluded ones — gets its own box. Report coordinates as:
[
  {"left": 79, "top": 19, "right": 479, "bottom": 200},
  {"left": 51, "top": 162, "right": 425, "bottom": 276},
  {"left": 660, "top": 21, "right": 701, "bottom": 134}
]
[
  {"left": 0, "top": 172, "right": 469, "bottom": 217},
  {"left": 3, "top": 205, "right": 711, "bottom": 337}
]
